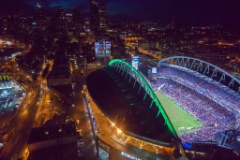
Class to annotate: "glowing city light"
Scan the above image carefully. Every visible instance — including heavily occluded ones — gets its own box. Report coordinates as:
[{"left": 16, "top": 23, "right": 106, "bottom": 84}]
[{"left": 117, "top": 128, "right": 122, "bottom": 134}]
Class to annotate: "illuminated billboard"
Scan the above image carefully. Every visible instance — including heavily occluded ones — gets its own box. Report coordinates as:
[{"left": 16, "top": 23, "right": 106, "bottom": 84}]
[
  {"left": 132, "top": 56, "right": 139, "bottom": 70},
  {"left": 98, "top": 141, "right": 109, "bottom": 160},
  {"left": 94, "top": 40, "right": 111, "bottom": 58},
  {"left": 98, "top": 147, "right": 109, "bottom": 160},
  {"left": 152, "top": 67, "right": 157, "bottom": 73}
]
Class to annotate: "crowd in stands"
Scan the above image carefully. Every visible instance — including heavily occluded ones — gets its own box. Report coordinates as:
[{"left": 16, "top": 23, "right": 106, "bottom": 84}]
[
  {"left": 0, "top": 81, "right": 13, "bottom": 89},
  {"left": 154, "top": 64, "right": 239, "bottom": 142}
]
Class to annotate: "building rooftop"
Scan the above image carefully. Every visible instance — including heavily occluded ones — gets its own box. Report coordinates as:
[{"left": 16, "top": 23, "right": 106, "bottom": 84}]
[{"left": 28, "top": 121, "right": 77, "bottom": 144}]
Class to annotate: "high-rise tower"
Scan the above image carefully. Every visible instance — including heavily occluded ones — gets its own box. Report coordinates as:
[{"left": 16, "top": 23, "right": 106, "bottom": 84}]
[
  {"left": 34, "top": 3, "right": 46, "bottom": 30},
  {"left": 90, "top": 0, "right": 106, "bottom": 33}
]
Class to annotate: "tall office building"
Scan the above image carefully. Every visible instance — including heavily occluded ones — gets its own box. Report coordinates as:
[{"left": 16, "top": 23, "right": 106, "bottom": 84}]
[
  {"left": 72, "top": 8, "right": 84, "bottom": 31},
  {"left": 90, "top": 0, "right": 106, "bottom": 33},
  {"left": 98, "top": 4, "right": 106, "bottom": 31},
  {"left": 34, "top": 3, "right": 47, "bottom": 30}
]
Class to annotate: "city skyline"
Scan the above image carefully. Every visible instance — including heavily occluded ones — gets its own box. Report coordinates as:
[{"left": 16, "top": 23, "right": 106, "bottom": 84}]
[
  {"left": 1, "top": 0, "right": 240, "bottom": 29},
  {"left": 0, "top": 0, "right": 240, "bottom": 160}
]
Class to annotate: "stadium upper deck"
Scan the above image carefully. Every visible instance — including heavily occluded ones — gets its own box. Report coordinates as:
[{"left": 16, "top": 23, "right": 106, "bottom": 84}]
[{"left": 158, "top": 56, "right": 240, "bottom": 94}]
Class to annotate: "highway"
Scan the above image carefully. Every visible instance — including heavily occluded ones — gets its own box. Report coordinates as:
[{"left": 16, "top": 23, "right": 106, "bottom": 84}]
[
  {"left": 0, "top": 57, "right": 71, "bottom": 160},
  {"left": 0, "top": 57, "right": 41, "bottom": 160},
  {"left": 0, "top": 39, "right": 98, "bottom": 160}
]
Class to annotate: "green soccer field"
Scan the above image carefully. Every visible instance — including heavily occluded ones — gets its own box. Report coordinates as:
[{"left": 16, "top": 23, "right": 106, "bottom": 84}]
[{"left": 155, "top": 92, "right": 203, "bottom": 135}]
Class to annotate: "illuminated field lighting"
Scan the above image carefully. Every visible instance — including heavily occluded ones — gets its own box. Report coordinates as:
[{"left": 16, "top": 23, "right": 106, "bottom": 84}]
[
  {"left": 111, "top": 123, "right": 115, "bottom": 127},
  {"left": 237, "top": 135, "right": 240, "bottom": 142}
]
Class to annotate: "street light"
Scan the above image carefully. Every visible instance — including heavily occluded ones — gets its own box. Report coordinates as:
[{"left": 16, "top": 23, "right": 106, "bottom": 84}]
[
  {"left": 111, "top": 122, "right": 115, "bottom": 127},
  {"left": 117, "top": 128, "right": 122, "bottom": 134}
]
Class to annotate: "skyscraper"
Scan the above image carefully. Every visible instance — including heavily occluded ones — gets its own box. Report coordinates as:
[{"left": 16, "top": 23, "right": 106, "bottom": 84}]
[
  {"left": 34, "top": 3, "right": 46, "bottom": 30},
  {"left": 90, "top": 0, "right": 106, "bottom": 33}
]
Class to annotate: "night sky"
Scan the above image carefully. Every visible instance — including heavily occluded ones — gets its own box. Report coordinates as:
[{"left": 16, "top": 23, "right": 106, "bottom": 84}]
[{"left": 1, "top": 0, "right": 240, "bottom": 28}]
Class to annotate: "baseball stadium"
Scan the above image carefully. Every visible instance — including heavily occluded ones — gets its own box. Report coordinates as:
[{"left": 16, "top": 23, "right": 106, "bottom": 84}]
[{"left": 84, "top": 56, "right": 240, "bottom": 160}]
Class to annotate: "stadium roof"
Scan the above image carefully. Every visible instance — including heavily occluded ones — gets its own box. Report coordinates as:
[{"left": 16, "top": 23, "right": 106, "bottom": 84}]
[
  {"left": 158, "top": 56, "right": 240, "bottom": 94},
  {"left": 86, "top": 60, "right": 179, "bottom": 146}
]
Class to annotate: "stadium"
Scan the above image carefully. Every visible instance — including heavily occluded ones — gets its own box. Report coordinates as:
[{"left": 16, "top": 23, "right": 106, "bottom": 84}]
[
  {"left": 84, "top": 56, "right": 240, "bottom": 160},
  {"left": 153, "top": 56, "right": 239, "bottom": 137}
]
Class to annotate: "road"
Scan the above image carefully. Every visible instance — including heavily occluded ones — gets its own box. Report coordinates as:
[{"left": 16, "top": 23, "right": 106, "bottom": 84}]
[
  {"left": 70, "top": 68, "right": 98, "bottom": 159},
  {"left": 0, "top": 57, "right": 41, "bottom": 160},
  {"left": 1, "top": 53, "right": 103, "bottom": 160}
]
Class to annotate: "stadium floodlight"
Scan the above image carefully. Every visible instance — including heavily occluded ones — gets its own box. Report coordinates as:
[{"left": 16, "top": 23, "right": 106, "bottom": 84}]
[{"left": 237, "top": 135, "right": 240, "bottom": 142}]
